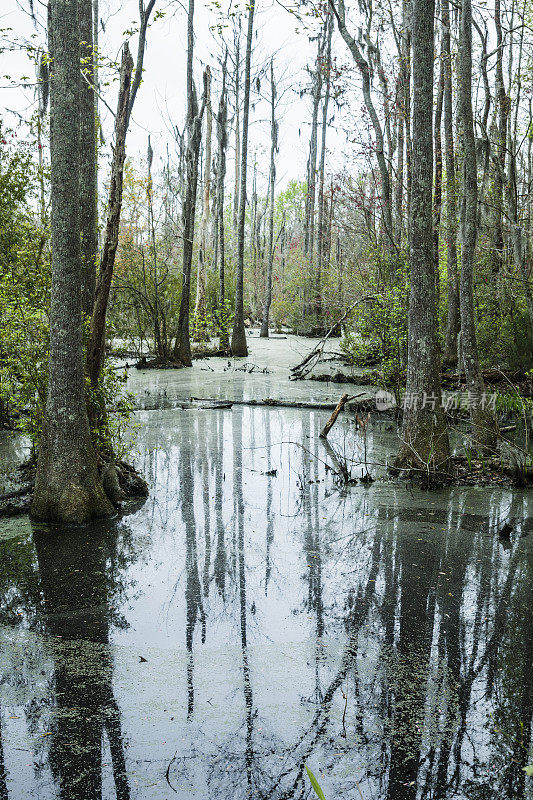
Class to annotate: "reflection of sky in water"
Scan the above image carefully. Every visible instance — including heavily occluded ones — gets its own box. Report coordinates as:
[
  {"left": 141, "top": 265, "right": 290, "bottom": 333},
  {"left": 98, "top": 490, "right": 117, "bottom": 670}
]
[{"left": 0, "top": 339, "right": 532, "bottom": 800}]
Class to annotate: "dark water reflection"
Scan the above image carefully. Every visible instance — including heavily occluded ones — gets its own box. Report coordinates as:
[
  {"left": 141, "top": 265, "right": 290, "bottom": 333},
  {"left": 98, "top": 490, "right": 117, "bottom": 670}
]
[{"left": 0, "top": 406, "right": 532, "bottom": 799}]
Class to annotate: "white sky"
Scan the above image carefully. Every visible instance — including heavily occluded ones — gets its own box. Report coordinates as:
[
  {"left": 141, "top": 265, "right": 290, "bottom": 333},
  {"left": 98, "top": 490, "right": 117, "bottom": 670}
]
[{"left": 0, "top": 0, "right": 373, "bottom": 194}]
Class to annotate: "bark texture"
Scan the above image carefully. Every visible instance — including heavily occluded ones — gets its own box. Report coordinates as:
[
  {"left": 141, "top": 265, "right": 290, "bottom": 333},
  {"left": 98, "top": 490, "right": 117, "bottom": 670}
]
[
  {"left": 458, "top": 0, "right": 498, "bottom": 449},
  {"left": 87, "top": 44, "right": 134, "bottom": 388},
  {"left": 194, "top": 65, "right": 212, "bottom": 334},
  {"left": 79, "top": 0, "right": 98, "bottom": 316},
  {"left": 315, "top": 17, "right": 333, "bottom": 323},
  {"left": 331, "top": 0, "right": 395, "bottom": 257},
  {"left": 173, "top": 0, "right": 205, "bottom": 366},
  {"left": 260, "top": 60, "right": 278, "bottom": 338},
  {"left": 32, "top": 0, "right": 113, "bottom": 523},
  {"left": 442, "top": 0, "right": 460, "bottom": 364},
  {"left": 216, "top": 53, "right": 229, "bottom": 348},
  {"left": 395, "top": 0, "right": 450, "bottom": 473},
  {"left": 231, "top": 0, "right": 255, "bottom": 357}
]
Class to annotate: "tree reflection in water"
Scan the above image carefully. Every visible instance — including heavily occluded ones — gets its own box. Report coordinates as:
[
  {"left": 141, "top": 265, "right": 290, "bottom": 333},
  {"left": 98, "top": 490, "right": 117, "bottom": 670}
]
[
  {"left": 0, "top": 518, "right": 139, "bottom": 799},
  {"left": 0, "top": 405, "right": 531, "bottom": 799}
]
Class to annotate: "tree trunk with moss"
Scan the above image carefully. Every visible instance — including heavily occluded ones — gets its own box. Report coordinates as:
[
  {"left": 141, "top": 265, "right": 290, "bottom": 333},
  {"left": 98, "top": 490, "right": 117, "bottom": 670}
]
[
  {"left": 32, "top": 0, "right": 113, "bottom": 523},
  {"left": 442, "top": 0, "right": 460, "bottom": 365},
  {"left": 395, "top": 0, "right": 450, "bottom": 474},
  {"left": 260, "top": 59, "right": 277, "bottom": 338},
  {"left": 174, "top": 0, "right": 205, "bottom": 366},
  {"left": 231, "top": 0, "right": 255, "bottom": 357},
  {"left": 87, "top": 44, "right": 133, "bottom": 389},
  {"left": 216, "top": 53, "right": 229, "bottom": 349},
  {"left": 458, "top": 0, "right": 498, "bottom": 449},
  {"left": 79, "top": 0, "right": 98, "bottom": 317},
  {"left": 194, "top": 65, "right": 212, "bottom": 339}
]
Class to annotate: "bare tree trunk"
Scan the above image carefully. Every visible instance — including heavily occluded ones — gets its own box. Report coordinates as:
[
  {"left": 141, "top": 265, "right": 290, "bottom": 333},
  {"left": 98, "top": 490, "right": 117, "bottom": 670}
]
[
  {"left": 174, "top": 0, "right": 206, "bottom": 365},
  {"left": 433, "top": 54, "right": 444, "bottom": 320},
  {"left": 32, "top": 0, "right": 113, "bottom": 522},
  {"left": 492, "top": 0, "right": 508, "bottom": 285},
  {"left": 231, "top": 0, "right": 255, "bottom": 357},
  {"left": 442, "top": 0, "right": 460, "bottom": 364},
  {"left": 146, "top": 136, "right": 164, "bottom": 358},
  {"left": 504, "top": 12, "right": 533, "bottom": 340},
  {"left": 260, "top": 59, "right": 278, "bottom": 338},
  {"left": 216, "top": 53, "right": 229, "bottom": 348},
  {"left": 315, "top": 16, "right": 333, "bottom": 324},
  {"left": 401, "top": 0, "right": 412, "bottom": 221},
  {"left": 86, "top": 1, "right": 155, "bottom": 389},
  {"left": 194, "top": 65, "right": 212, "bottom": 337},
  {"left": 395, "top": 108, "right": 404, "bottom": 246},
  {"left": 395, "top": 0, "right": 450, "bottom": 473},
  {"left": 233, "top": 23, "right": 241, "bottom": 233},
  {"left": 330, "top": 0, "right": 395, "bottom": 262},
  {"left": 458, "top": 0, "right": 498, "bottom": 448},
  {"left": 128, "top": 0, "right": 156, "bottom": 122},
  {"left": 79, "top": 0, "right": 98, "bottom": 316},
  {"left": 87, "top": 45, "right": 134, "bottom": 388},
  {"left": 304, "top": 23, "right": 325, "bottom": 261}
]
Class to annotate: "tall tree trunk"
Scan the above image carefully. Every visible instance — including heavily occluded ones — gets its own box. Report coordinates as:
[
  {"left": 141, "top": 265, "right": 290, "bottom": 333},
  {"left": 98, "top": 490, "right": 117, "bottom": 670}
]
[
  {"left": 331, "top": 0, "right": 396, "bottom": 263},
  {"left": 395, "top": 107, "right": 404, "bottom": 246},
  {"left": 492, "top": 0, "right": 508, "bottom": 286},
  {"left": 194, "top": 65, "right": 212, "bottom": 338},
  {"left": 458, "top": 0, "right": 498, "bottom": 448},
  {"left": 304, "top": 23, "right": 325, "bottom": 262},
  {"left": 231, "top": 0, "right": 255, "bottom": 357},
  {"left": 128, "top": 0, "right": 156, "bottom": 122},
  {"left": 86, "top": 1, "right": 155, "bottom": 389},
  {"left": 505, "top": 13, "right": 533, "bottom": 341},
  {"left": 442, "top": 0, "right": 460, "bottom": 364},
  {"left": 216, "top": 53, "right": 229, "bottom": 348},
  {"left": 433, "top": 55, "right": 444, "bottom": 321},
  {"left": 395, "top": 0, "right": 450, "bottom": 473},
  {"left": 401, "top": 0, "right": 412, "bottom": 222},
  {"left": 260, "top": 59, "right": 278, "bottom": 338},
  {"left": 86, "top": 45, "right": 134, "bottom": 388},
  {"left": 315, "top": 16, "right": 333, "bottom": 324},
  {"left": 147, "top": 136, "right": 164, "bottom": 357},
  {"left": 32, "top": 0, "right": 113, "bottom": 523},
  {"left": 173, "top": 0, "right": 205, "bottom": 365},
  {"left": 233, "top": 24, "right": 241, "bottom": 233},
  {"left": 79, "top": 0, "right": 98, "bottom": 316}
]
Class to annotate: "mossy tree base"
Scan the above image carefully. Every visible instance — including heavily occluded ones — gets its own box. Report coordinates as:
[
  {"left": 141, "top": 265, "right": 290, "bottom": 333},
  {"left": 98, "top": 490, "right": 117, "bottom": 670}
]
[
  {"left": 394, "top": 409, "right": 451, "bottom": 477},
  {"left": 231, "top": 322, "right": 248, "bottom": 357},
  {"left": 31, "top": 450, "right": 114, "bottom": 524}
]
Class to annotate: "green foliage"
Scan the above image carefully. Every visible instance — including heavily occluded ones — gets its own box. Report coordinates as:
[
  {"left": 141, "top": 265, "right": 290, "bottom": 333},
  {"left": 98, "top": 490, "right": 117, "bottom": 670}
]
[
  {"left": 0, "top": 122, "right": 135, "bottom": 460},
  {"left": 214, "top": 297, "right": 234, "bottom": 340},
  {"left": 86, "top": 362, "right": 136, "bottom": 460},
  {"left": 340, "top": 256, "right": 409, "bottom": 403},
  {"left": 467, "top": 231, "right": 533, "bottom": 372},
  {"left": 0, "top": 123, "right": 50, "bottom": 446}
]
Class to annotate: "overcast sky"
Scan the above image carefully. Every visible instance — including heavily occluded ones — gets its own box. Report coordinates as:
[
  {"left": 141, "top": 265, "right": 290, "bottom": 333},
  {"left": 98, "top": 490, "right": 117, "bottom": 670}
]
[{"left": 1, "top": 0, "right": 374, "bottom": 194}]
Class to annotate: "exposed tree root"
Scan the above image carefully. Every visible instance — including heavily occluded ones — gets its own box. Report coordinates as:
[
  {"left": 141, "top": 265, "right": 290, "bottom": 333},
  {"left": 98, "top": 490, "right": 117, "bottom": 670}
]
[{"left": 1, "top": 458, "right": 148, "bottom": 519}]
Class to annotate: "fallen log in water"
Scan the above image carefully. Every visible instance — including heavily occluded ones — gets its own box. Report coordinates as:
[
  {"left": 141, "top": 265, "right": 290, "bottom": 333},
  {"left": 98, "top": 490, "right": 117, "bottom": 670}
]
[
  {"left": 189, "top": 394, "right": 374, "bottom": 411},
  {"left": 441, "top": 368, "right": 529, "bottom": 386}
]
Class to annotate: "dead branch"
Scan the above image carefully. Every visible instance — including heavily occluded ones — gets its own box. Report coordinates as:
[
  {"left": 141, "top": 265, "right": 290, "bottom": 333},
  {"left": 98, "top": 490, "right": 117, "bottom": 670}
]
[
  {"left": 320, "top": 393, "right": 351, "bottom": 438},
  {"left": 289, "top": 298, "right": 376, "bottom": 380}
]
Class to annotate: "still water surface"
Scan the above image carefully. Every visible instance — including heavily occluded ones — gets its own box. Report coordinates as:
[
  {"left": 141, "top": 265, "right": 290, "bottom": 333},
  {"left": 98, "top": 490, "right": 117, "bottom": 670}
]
[{"left": 0, "top": 336, "right": 532, "bottom": 799}]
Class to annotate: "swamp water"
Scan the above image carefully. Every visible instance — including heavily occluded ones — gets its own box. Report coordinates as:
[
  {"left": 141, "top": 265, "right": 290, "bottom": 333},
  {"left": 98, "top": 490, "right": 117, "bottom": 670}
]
[{"left": 0, "top": 335, "right": 532, "bottom": 800}]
